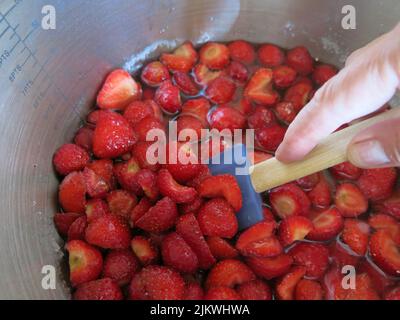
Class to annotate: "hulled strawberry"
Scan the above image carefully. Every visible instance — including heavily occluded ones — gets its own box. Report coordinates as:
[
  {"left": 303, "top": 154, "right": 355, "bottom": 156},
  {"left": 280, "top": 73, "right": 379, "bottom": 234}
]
[
  {"left": 206, "top": 236, "right": 239, "bottom": 260},
  {"left": 286, "top": 46, "right": 314, "bottom": 76},
  {"left": 181, "top": 97, "right": 211, "bottom": 124},
  {"left": 103, "top": 249, "right": 140, "bottom": 286},
  {"left": 357, "top": 168, "right": 397, "bottom": 201},
  {"left": 53, "top": 143, "right": 90, "bottom": 176},
  {"left": 295, "top": 279, "right": 324, "bottom": 300},
  {"left": 173, "top": 71, "right": 200, "bottom": 96},
  {"left": 276, "top": 266, "right": 306, "bottom": 300},
  {"left": 73, "top": 278, "right": 123, "bottom": 300},
  {"left": 199, "top": 42, "right": 230, "bottom": 70},
  {"left": 131, "top": 235, "right": 159, "bottom": 266},
  {"left": 284, "top": 82, "right": 313, "bottom": 111},
  {"left": 154, "top": 80, "right": 182, "bottom": 114},
  {"left": 141, "top": 61, "right": 170, "bottom": 87},
  {"left": 106, "top": 190, "right": 137, "bottom": 219},
  {"left": 59, "top": 172, "right": 87, "bottom": 214},
  {"left": 269, "top": 183, "right": 311, "bottom": 218},
  {"left": 123, "top": 100, "right": 155, "bottom": 127},
  {"left": 67, "top": 216, "right": 88, "bottom": 241},
  {"left": 341, "top": 219, "right": 370, "bottom": 256},
  {"left": 307, "top": 174, "right": 332, "bottom": 209},
  {"left": 83, "top": 167, "right": 109, "bottom": 199},
  {"left": 335, "top": 183, "right": 368, "bottom": 217},
  {"left": 228, "top": 40, "right": 255, "bottom": 65},
  {"left": 307, "top": 207, "right": 344, "bottom": 241},
  {"left": 237, "top": 280, "right": 272, "bottom": 300},
  {"left": 255, "top": 124, "right": 287, "bottom": 152},
  {"left": 244, "top": 68, "right": 279, "bottom": 106},
  {"left": 274, "top": 101, "right": 297, "bottom": 124},
  {"left": 369, "top": 230, "right": 400, "bottom": 277},
  {"left": 278, "top": 216, "right": 313, "bottom": 247},
  {"left": 312, "top": 64, "right": 337, "bottom": 86},
  {"left": 135, "top": 169, "right": 160, "bottom": 201},
  {"left": 258, "top": 44, "right": 285, "bottom": 68},
  {"left": 157, "top": 169, "right": 197, "bottom": 203},
  {"left": 161, "top": 41, "right": 198, "bottom": 73},
  {"left": 206, "top": 76, "right": 236, "bottom": 104},
  {"left": 54, "top": 213, "right": 82, "bottom": 237},
  {"left": 74, "top": 127, "right": 94, "bottom": 152},
  {"left": 245, "top": 254, "right": 293, "bottom": 280},
  {"left": 193, "top": 63, "right": 222, "bottom": 86},
  {"left": 273, "top": 65, "right": 297, "bottom": 88},
  {"left": 204, "top": 287, "right": 241, "bottom": 300},
  {"left": 247, "top": 105, "right": 276, "bottom": 129},
  {"left": 330, "top": 161, "right": 362, "bottom": 180},
  {"left": 208, "top": 106, "right": 246, "bottom": 132}
]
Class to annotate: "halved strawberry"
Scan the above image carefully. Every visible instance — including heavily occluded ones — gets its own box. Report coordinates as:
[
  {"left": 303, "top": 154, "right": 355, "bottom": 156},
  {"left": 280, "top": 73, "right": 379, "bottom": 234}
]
[
  {"left": 329, "top": 240, "right": 360, "bottom": 268},
  {"left": 73, "top": 278, "right": 123, "bottom": 300},
  {"left": 247, "top": 105, "right": 276, "bottom": 129},
  {"left": 141, "top": 61, "right": 170, "bottom": 87},
  {"left": 278, "top": 216, "right": 313, "bottom": 247},
  {"left": 206, "top": 76, "right": 236, "bottom": 104},
  {"left": 228, "top": 40, "right": 255, "bottom": 65},
  {"left": 181, "top": 97, "right": 211, "bottom": 125},
  {"left": 54, "top": 213, "right": 82, "bottom": 236},
  {"left": 204, "top": 287, "right": 241, "bottom": 300},
  {"left": 208, "top": 106, "right": 246, "bottom": 132},
  {"left": 276, "top": 266, "right": 306, "bottom": 300},
  {"left": 74, "top": 126, "right": 94, "bottom": 152},
  {"left": 193, "top": 63, "right": 222, "bottom": 86},
  {"left": 66, "top": 240, "right": 103, "bottom": 287},
  {"left": 368, "top": 214, "right": 400, "bottom": 244},
  {"left": 269, "top": 183, "right": 311, "bottom": 218},
  {"left": 205, "top": 259, "right": 255, "bottom": 289},
  {"left": 245, "top": 254, "right": 293, "bottom": 280},
  {"left": 330, "top": 161, "right": 362, "bottom": 180},
  {"left": 161, "top": 232, "right": 199, "bottom": 273},
  {"left": 67, "top": 216, "right": 88, "bottom": 241},
  {"left": 273, "top": 65, "right": 297, "bottom": 88},
  {"left": 130, "top": 197, "right": 152, "bottom": 227},
  {"left": 274, "top": 101, "right": 297, "bottom": 124},
  {"left": 113, "top": 157, "right": 141, "bottom": 195},
  {"left": 129, "top": 265, "right": 185, "bottom": 300},
  {"left": 307, "top": 207, "right": 344, "bottom": 241},
  {"left": 341, "top": 219, "right": 370, "bottom": 256},
  {"left": 103, "top": 249, "right": 140, "bottom": 286},
  {"left": 244, "top": 68, "right": 279, "bottom": 105},
  {"left": 132, "top": 141, "right": 161, "bottom": 172},
  {"left": 226, "top": 61, "right": 249, "bottom": 83},
  {"left": 83, "top": 167, "right": 109, "bottom": 199},
  {"left": 206, "top": 236, "right": 238, "bottom": 260},
  {"left": 135, "top": 169, "right": 159, "bottom": 201},
  {"left": 369, "top": 230, "right": 400, "bottom": 276},
  {"left": 296, "top": 173, "right": 320, "bottom": 191},
  {"left": 184, "top": 282, "right": 204, "bottom": 300},
  {"left": 53, "top": 143, "right": 90, "bottom": 176},
  {"left": 255, "top": 124, "right": 287, "bottom": 152},
  {"left": 335, "top": 183, "right": 368, "bottom": 217},
  {"left": 106, "top": 190, "right": 137, "bottom": 219},
  {"left": 197, "top": 174, "right": 242, "bottom": 212},
  {"left": 333, "top": 272, "right": 380, "bottom": 300},
  {"left": 258, "top": 44, "right": 285, "bottom": 68},
  {"left": 374, "top": 191, "right": 400, "bottom": 220},
  {"left": 237, "top": 280, "right": 272, "bottom": 300},
  {"left": 136, "top": 197, "right": 178, "bottom": 233},
  {"left": 157, "top": 168, "right": 197, "bottom": 203},
  {"left": 161, "top": 41, "right": 198, "bottom": 73},
  {"left": 307, "top": 174, "right": 332, "bottom": 209},
  {"left": 97, "top": 69, "right": 140, "bottom": 110},
  {"left": 87, "top": 159, "right": 116, "bottom": 190},
  {"left": 312, "top": 64, "right": 337, "bottom": 86},
  {"left": 173, "top": 71, "right": 200, "bottom": 96},
  {"left": 154, "top": 80, "right": 182, "bottom": 114},
  {"left": 236, "top": 221, "right": 281, "bottom": 257},
  {"left": 286, "top": 46, "right": 314, "bottom": 76},
  {"left": 199, "top": 42, "right": 230, "bottom": 70},
  {"left": 59, "top": 172, "right": 86, "bottom": 214},
  {"left": 93, "top": 111, "right": 137, "bottom": 159},
  {"left": 131, "top": 235, "right": 159, "bottom": 266},
  {"left": 123, "top": 100, "right": 155, "bottom": 127},
  {"left": 85, "top": 214, "right": 131, "bottom": 249},
  {"left": 357, "top": 168, "right": 397, "bottom": 201},
  {"left": 176, "top": 213, "right": 216, "bottom": 269},
  {"left": 288, "top": 242, "right": 330, "bottom": 279},
  {"left": 284, "top": 82, "right": 313, "bottom": 111},
  {"left": 295, "top": 279, "right": 324, "bottom": 300}
]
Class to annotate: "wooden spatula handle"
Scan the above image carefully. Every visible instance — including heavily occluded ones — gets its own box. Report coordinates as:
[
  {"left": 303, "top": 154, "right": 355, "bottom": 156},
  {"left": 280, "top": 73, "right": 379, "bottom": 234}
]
[{"left": 250, "top": 108, "right": 400, "bottom": 193}]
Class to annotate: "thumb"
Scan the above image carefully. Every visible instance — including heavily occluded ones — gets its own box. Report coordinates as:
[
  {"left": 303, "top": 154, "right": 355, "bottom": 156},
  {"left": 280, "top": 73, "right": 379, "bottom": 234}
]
[{"left": 347, "top": 116, "right": 400, "bottom": 168}]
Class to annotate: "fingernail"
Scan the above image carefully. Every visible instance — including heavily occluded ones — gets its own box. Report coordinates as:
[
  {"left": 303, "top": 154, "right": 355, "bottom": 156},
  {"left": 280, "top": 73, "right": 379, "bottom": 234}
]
[{"left": 348, "top": 139, "right": 391, "bottom": 168}]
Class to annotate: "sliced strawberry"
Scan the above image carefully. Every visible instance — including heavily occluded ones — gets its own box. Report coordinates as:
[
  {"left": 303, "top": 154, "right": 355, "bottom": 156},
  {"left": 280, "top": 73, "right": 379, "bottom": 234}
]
[
  {"left": 73, "top": 278, "right": 123, "bottom": 300},
  {"left": 278, "top": 216, "right": 313, "bottom": 247},
  {"left": 123, "top": 100, "right": 155, "bottom": 128},
  {"left": 246, "top": 254, "right": 293, "bottom": 280},
  {"left": 157, "top": 169, "right": 197, "bottom": 203},
  {"left": 330, "top": 161, "right": 362, "bottom": 180},
  {"left": 284, "top": 82, "right": 313, "bottom": 111},
  {"left": 340, "top": 218, "right": 370, "bottom": 256},
  {"left": 54, "top": 213, "right": 82, "bottom": 236},
  {"left": 97, "top": 69, "right": 140, "bottom": 110},
  {"left": 258, "top": 44, "right": 285, "bottom": 68},
  {"left": 161, "top": 232, "right": 199, "bottom": 273},
  {"left": 295, "top": 279, "right": 324, "bottom": 300},
  {"left": 255, "top": 124, "right": 286, "bottom": 152},
  {"left": 154, "top": 80, "right": 182, "bottom": 114},
  {"left": 244, "top": 68, "right": 279, "bottom": 105},
  {"left": 368, "top": 214, "right": 400, "bottom": 244},
  {"left": 83, "top": 167, "right": 109, "bottom": 198},
  {"left": 237, "top": 279, "right": 272, "bottom": 300},
  {"left": 160, "top": 41, "right": 198, "bottom": 73},
  {"left": 179, "top": 196, "right": 204, "bottom": 215},
  {"left": 136, "top": 197, "right": 178, "bottom": 233},
  {"left": 357, "top": 168, "right": 397, "bottom": 201},
  {"left": 208, "top": 106, "right": 246, "bottom": 132},
  {"left": 141, "top": 61, "right": 170, "bottom": 87},
  {"left": 273, "top": 65, "right": 297, "bottom": 88},
  {"left": 335, "top": 183, "right": 368, "bottom": 218},
  {"left": 87, "top": 159, "right": 116, "bottom": 190},
  {"left": 132, "top": 141, "right": 161, "bottom": 172},
  {"left": 67, "top": 216, "right": 88, "bottom": 241},
  {"left": 286, "top": 46, "right": 314, "bottom": 76},
  {"left": 198, "top": 198, "right": 238, "bottom": 239},
  {"left": 247, "top": 105, "right": 276, "bottom": 129},
  {"left": 307, "top": 207, "right": 344, "bottom": 241},
  {"left": 358, "top": 259, "right": 395, "bottom": 294},
  {"left": 288, "top": 242, "right": 330, "bottom": 279},
  {"left": 176, "top": 214, "right": 216, "bottom": 269},
  {"left": 226, "top": 61, "right": 249, "bottom": 83},
  {"left": 329, "top": 240, "right": 360, "bottom": 268},
  {"left": 181, "top": 97, "right": 211, "bottom": 125},
  {"left": 369, "top": 230, "right": 400, "bottom": 277},
  {"left": 193, "top": 63, "right": 222, "bottom": 86},
  {"left": 333, "top": 273, "right": 380, "bottom": 300},
  {"left": 66, "top": 240, "right": 103, "bottom": 287},
  {"left": 199, "top": 42, "right": 230, "bottom": 70},
  {"left": 276, "top": 266, "right": 306, "bottom": 300},
  {"left": 92, "top": 111, "right": 137, "bottom": 159},
  {"left": 131, "top": 235, "right": 159, "bottom": 266},
  {"left": 205, "top": 259, "right": 255, "bottom": 289},
  {"left": 184, "top": 282, "right": 204, "bottom": 300},
  {"left": 59, "top": 172, "right": 86, "bottom": 214},
  {"left": 312, "top": 64, "right": 337, "bottom": 86},
  {"left": 204, "top": 287, "right": 241, "bottom": 300},
  {"left": 103, "top": 249, "right": 140, "bottom": 287},
  {"left": 85, "top": 214, "right": 131, "bottom": 249},
  {"left": 206, "top": 76, "right": 236, "bottom": 104},
  {"left": 106, "top": 190, "right": 137, "bottom": 219},
  {"left": 269, "top": 183, "right": 311, "bottom": 219},
  {"left": 374, "top": 191, "right": 400, "bottom": 220},
  {"left": 206, "top": 236, "right": 239, "bottom": 260},
  {"left": 307, "top": 174, "right": 332, "bottom": 209},
  {"left": 53, "top": 143, "right": 90, "bottom": 176},
  {"left": 385, "top": 286, "right": 400, "bottom": 300},
  {"left": 274, "top": 101, "right": 297, "bottom": 124},
  {"left": 113, "top": 157, "right": 141, "bottom": 194},
  {"left": 135, "top": 169, "right": 159, "bottom": 201},
  {"left": 173, "top": 71, "right": 200, "bottom": 96},
  {"left": 296, "top": 173, "right": 319, "bottom": 191},
  {"left": 85, "top": 199, "right": 108, "bottom": 224},
  {"left": 130, "top": 197, "right": 152, "bottom": 227},
  {"left": 129, "top": 265, "right": 185, "bottom": 300},
  {"left": 228, "top": 40, "right": 255, "bottom": 65}
]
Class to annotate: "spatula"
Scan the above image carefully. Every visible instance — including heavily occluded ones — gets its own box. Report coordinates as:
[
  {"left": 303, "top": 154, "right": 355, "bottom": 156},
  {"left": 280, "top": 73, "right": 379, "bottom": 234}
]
[{"left": 208, "top": 107, "right": 399, "bottom": 230}]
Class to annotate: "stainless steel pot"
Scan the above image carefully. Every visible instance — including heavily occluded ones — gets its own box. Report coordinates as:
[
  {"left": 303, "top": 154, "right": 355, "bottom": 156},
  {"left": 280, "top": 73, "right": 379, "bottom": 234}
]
[{"left": 0, "top": 0, "right": 399, "bottom": 299}]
